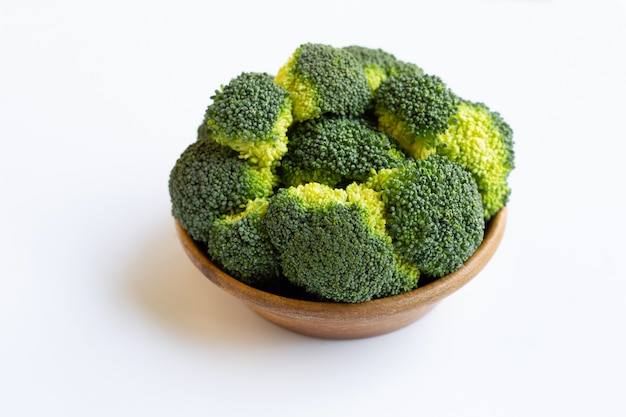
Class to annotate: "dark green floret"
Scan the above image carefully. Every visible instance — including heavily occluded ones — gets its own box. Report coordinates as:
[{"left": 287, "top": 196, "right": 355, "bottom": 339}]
[
  {"left": 375, "top": 72, "right": 458, "bottom": 159},
  {"left": 202, "top": 72, "right": 293, "bottom": 167},
  {"left": 280, "top": 116, "right": 406, "bottom": 187},
  {"left": 207, "top": 198, "right": 281, "bottom": 287},
  {"left": 367, "top": 155, "right": 485, "bottom": 278},
  {"left": 168, "top": 139, "right": 276, "bottom": 243},
  {"left": 436, "top": 100, "right": 515, "bottom": 220},
  {"left": 343, "top": 45, "right": 424, "bottom": 92},
  {"left": 264, "top": 182, "right": 419, "bottom": 303},
  {"left": 275, "top": 43, "right": 372, "bottom": 122}
]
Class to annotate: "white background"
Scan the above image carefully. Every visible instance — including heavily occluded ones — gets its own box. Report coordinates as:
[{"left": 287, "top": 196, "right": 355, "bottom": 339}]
[{"left": 2, "top": 0, "right": 625, "bottom": 416}]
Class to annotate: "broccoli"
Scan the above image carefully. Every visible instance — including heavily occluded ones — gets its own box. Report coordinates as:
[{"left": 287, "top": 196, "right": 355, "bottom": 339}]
[
  {"left": 367, "top": 155, "right": 485, "bottom": 278},
  {"left": 171, "top": 42, "right": 515, "bottom": 303},
  {"left": 202, "top": 72, "right": 293, "bottom": 167},
  {"left": 343, "top": 45, "right": 424, "bottom": 92},
  {"left": 375, "top": 72, "right": 458, "bottom": 160},
  {"left": 168, "top": 139, "right": 276, "bottom": 243},
  {"left": 279, "top": 116, "right": 406, "bottom": 188},
  {"left": 264, "top": 182, "right": 419, "bottom": 303},
  {"left": 206, "top": 198, "right": 281, "bottom": 287},
  {"left": 275, "top": 43, "right": 372, "bottom": 122},
  {"left": 436, "top": 100, "right": 515, "bottom": 220}
]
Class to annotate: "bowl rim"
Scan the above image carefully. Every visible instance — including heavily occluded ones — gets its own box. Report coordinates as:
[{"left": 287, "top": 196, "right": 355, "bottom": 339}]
[{"left": 175, "top": 207, "right": 507, "bottom": 321}]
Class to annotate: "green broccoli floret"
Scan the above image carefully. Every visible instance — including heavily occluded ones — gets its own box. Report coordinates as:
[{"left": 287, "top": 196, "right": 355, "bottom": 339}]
[
  {"left": 207, "top": 198, "right": 281, "bottom": 287},
  {"left": 343, "top": 45, "right": 424, "bottom": 92},
  {"left": 202, "top": 72, "right": 293, "bottom": 167},
  {"left": 436, "top": 100, "right": 515, "bottom": 220},
  {"left": 279, "top": 116, "right": 406, "bottom": 187},
  {"left": 275, "top": 43, "right": 372, "bottom": 122},
  {"left": 375, "top": 72, "right": 458, "bottom": 159},
  {"left": 264, "top": 182, "right": 419, "bottom": 303},
  {"left": 367, "top": 155, "right": 484, "bottom": 278},
  {"left": 168, "top": 139, "right": 276, "bottom": 243}
]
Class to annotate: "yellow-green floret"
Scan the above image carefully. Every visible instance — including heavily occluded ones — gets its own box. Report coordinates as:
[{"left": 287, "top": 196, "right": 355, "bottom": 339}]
[
  {"left": 375, "top": 72, "right": 458, "bottom": 159},
  {"left": 275, "top": 43, "right": 372, "bottom": 122},
  {"left": 343, "top": 45, "right": 424, "bottom": 92},
  {"left": 367, "top": 155, "right": 484, "bottom": 278},
  {"left": 168, "top": 139, "right": 276, "bottom": 243},
  {"left": 436, "top": 100, "right": 515, "bottom": 220},
  {"left": 279, "top": 116, "right": 406, "bottom": 187},
  {"left": 207, "top": 198, "right": 281, "bottom": 287},
  {"left": 264, "top": 182, "right": 418, "bottom": 303},
  {"left": 202, "top": 72, "right": 293, "bottom": 167}
]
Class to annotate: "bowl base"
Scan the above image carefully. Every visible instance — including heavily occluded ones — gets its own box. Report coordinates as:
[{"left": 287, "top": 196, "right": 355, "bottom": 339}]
[{"left": 246, "top": 302, "right": 438, "bottom": 339}]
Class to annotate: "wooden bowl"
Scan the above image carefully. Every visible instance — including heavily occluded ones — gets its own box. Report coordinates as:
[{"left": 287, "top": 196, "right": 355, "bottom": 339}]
[{"left": 176, "top": 207, "right": 507, "bottom": 339}]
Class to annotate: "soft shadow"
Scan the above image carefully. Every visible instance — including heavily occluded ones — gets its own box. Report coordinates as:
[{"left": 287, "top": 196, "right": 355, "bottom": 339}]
[{"left": 125, "top": 222, "right": 312, "bottom": 348}]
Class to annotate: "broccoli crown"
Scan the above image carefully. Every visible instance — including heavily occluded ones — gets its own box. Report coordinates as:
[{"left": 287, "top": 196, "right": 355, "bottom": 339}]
[
  {"left": 168, "top": 139, "right": 276, "bottom": 243},
  {"left": 436, "top": 100, "right": 515, "bottom": 219},
  {"left": 375, "top": 72, "right": 458, "bottom": 159},
  {"left": 202, "top": 72, "right": 293, "bottom": 167},
  {"left": 264, "top": 182, "right": 416, "bottom": 303},
  {"left": 343, "top": 45, "right": 424, "bottom": 92},
  {"left": 171, "top": 42, "right": 515, "bottom": 303},
  {"left": 207, "top": 198, "right": 281, "bottom": 287},
  {"left": 279, "top": 116, "right": 406, "bottom": 187},
  {"left": 275, "top": 43, "right": 372, "bottom": 122},
  {"left": 368, "top": 155, "right": 485, "bottom": 278}
]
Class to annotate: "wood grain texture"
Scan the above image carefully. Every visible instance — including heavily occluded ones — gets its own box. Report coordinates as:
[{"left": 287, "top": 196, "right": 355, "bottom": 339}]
[{"left": 176, "top": 207, "right": 507, "bottom": 339}]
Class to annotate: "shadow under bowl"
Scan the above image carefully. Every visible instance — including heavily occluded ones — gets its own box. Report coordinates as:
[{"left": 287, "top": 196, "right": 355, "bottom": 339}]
[{"left": 176, "top": 207, "right": 507, "bottom": 339}]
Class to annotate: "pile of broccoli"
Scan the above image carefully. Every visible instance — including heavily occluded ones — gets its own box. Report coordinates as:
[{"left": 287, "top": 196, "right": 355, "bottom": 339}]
[{"left": 169, "top": 43, "right": 515, "bottom": 303}]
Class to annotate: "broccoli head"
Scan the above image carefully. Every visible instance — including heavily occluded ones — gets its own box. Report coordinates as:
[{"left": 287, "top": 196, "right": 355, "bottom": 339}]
[
  {"left": 171, "top": 42, "right": 515, "bottom": 303},
  {"left": 436, "top": 100, "right": 515, "bottom": 220},
  {"left": 202, "top": 72, "right": 293, "bottom": 167},
  {"left": 264, "top": 182, "right": 418, "bottom": 303},
  {"left": 375, "top": 72, "right": 458, "bottom": 160},
  {"left": 343, "top": 45, "right": 424, "bottom": 92},
  {"left": 368, "top": 155, "right": 484, "bottom": 278},
  {"left": 207, "top": 198, "right": 282, "bottom": 287},
  {"left": 279, "top": 116, "right": 406, "bottom": 188},
  {"left": 275, "top": 43, "right": 372, "bottom": 122},
  {"left": 168, "top": 139, "right": 276, "bottom": 243}
]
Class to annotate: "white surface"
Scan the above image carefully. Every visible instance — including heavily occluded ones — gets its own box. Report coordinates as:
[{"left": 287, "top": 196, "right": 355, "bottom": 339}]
[{"left": 2, "top": 1, "right": 625, "bottom": 416}]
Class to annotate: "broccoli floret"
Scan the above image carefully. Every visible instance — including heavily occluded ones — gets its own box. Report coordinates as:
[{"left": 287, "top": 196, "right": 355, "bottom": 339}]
[
  {"left": 436, "top": 100, "right": 515, "bottom": 220},
  {"left": 207, "top": 198, "right": 281, "bottom": 287},
  {"left": 375, "top": 72, "right": 458, "bottom": 159},
  {"left": 168, "top": 139, "right": 276, "bottom": 243},
  {"left": 343, "top": 45, "right": 424, "bottom": 92},
  {"left": 368, "top": 155, "right": 484, "bottom": 278},
  {"left": 202, "top": 72, "right": 293, "bottom": 167},
  {"left": 279, "top": 116, "right": 406, "bottom": 187},
  {"left": 264, "top": 182, "right": 418, "bottom": 303},
  {"left": 275, "top": 43, "right": 372, "bottom": 122}
]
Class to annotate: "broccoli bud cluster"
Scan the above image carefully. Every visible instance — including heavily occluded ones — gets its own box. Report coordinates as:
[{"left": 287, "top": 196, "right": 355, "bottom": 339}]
[{"left": 169, "top": 43, "right": 515, "bottom": 303}]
